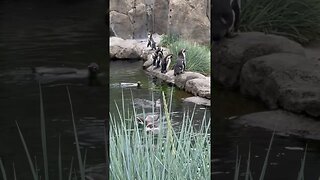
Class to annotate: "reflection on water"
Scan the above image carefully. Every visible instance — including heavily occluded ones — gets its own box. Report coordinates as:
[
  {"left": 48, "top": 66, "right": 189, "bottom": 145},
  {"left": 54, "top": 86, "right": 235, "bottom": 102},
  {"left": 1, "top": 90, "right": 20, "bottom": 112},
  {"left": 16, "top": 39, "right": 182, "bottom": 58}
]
[
  {"left": 0, "top": 0, "right": 107, "bottom": 179},
  {"left": 213, "top": 85, "right": 320, "bottom": 180}
]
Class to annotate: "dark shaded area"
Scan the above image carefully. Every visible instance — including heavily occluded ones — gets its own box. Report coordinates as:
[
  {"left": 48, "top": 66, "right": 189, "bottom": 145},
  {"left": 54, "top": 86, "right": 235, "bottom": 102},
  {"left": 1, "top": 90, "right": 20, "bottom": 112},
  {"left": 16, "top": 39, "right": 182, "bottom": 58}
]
[{"left": 0, "top": 0, "right": 107, "bottom": 179}]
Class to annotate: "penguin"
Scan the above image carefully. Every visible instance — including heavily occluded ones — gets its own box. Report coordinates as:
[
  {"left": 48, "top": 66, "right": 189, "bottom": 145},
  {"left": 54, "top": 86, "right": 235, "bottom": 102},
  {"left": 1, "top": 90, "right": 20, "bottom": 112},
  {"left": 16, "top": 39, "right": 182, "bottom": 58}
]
[
  {"left": 88, "top": 62, "right": 99, "bottom": 79},
  {"left": 152, "top": 46, "right": 162, "bottom": 66},
  {"left": 161, "top": 54, "right": 173, "bottom": 74},
  {"left": 154, "top": 49, "right": 164, "bottom": 69},
  {"left": 213, "top": 0, "right": 241, "bottom": 43},
  {"left": 88, "top": 62, "right": 101, "bottom": 86},
  {"left": 173, "top": 49, "right": 187, "bottom": 76},
  {"left": 147, "top": 32, "right": 157, "bottom": 50}
]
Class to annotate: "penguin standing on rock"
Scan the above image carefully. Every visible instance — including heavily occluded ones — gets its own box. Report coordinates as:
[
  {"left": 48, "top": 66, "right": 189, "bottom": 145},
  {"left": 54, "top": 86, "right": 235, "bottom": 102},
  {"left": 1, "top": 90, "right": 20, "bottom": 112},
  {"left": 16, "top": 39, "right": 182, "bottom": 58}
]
[
  {"left": 213, "top": 0, "right": 241, "bottom": 43},
  {"left": 161, "top": 54, "right": 173, "bottom": 74},
  {"left": 154, "top": 49, "right": 164, "bottom": 69},
  {"left": 147, "top": 32, "right": 157, "bottom": 50},
  {"left": 152, "top": 46, "right": 162, "bottom": 66},
  {"left": 173, "top": 49, "right": 187, "bottom": 76}
]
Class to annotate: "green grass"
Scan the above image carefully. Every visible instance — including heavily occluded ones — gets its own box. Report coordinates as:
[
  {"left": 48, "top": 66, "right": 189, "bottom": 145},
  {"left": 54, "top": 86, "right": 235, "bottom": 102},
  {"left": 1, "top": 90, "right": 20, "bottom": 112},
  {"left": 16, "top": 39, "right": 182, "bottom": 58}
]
[
  {"left": 160, "top": 34, "right": 211, "bottom": 75},
  {"left": 240, "top": 0, "right": 320, "bottom": 44},
  {"left": 109, "top": 88, "right": 211, "bottom": 179}
]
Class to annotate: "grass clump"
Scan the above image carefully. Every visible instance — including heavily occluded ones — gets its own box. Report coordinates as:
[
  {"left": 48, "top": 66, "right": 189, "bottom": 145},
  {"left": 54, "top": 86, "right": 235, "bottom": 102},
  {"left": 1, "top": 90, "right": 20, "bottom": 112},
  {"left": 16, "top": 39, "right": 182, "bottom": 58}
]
[
  {"left": 160, "top": 34, "right": 211, "bottom": 75},
  {"left": 109, "top": 89, "right": 211, "bottom": 179},
  {"left": 240, "top": 0, "right": 320, "bottom": 44}
]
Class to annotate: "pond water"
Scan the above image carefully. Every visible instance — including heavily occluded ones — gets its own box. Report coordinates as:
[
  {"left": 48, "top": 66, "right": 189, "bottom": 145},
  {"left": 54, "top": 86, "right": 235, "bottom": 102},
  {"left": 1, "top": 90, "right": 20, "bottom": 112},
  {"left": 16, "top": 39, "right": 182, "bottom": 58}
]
[
  {"left": 0, "top": 0, "right": 107, "bottom": 179},
  {"left": 213, "top": 85, "right": 320, "bottom": 180},
  {"left": 109, "top": 60, "right": 211, "bottom": 130}
]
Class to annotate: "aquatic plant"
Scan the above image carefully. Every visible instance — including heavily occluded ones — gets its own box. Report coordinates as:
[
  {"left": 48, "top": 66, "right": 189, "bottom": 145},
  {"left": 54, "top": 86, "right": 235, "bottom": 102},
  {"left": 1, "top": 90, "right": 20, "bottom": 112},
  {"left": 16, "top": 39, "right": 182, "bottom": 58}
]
[
  {"left": 109, "top": 88, "right": 211, "bottom": 179},
  {"left": 240, "top": 0, "right": 320, "bottom": 44},
  {"left": 160, "top": 35, "right": 211, "bottom": 75}
]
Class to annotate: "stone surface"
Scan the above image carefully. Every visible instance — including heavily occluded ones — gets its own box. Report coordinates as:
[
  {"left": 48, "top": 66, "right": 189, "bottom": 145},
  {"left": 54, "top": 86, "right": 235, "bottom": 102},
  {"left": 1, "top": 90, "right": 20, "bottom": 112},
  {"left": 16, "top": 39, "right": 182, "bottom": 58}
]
[
  {"left": 109, "top": 11, "right": 133, "bottom": 39},
  {"left": 240, "top": 53, "right": 320, "bottom": 117},
  {"left": 185, "top": 78, "right": 211, "bottom": 99},
  {"left": 237, "top": 110, "right": 320, "bottom": 140},
  {"left": 109, "top": 0, "right": 210, "bottom": 45},
  {"left": 174, "top": 72, "right": 206, "bottom": 89},
  {"left": 168, "top": 0, "right": 210, "bottom": 45},
  {"left": 183, "top": 96, "right": 211, "bottom": 107},
  {"left": 213, "top": 32, "right": 306, "bottom": 88},
  {"left": 110, "top": 37, "right": 141, "bottom": 59}
]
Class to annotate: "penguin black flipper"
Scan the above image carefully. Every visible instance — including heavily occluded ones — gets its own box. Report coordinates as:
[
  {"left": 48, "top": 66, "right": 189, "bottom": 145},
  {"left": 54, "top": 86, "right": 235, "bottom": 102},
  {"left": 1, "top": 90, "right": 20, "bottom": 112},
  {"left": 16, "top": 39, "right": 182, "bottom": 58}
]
[{"left": 232, "top": 0, "right": 241, "bottom": 32}]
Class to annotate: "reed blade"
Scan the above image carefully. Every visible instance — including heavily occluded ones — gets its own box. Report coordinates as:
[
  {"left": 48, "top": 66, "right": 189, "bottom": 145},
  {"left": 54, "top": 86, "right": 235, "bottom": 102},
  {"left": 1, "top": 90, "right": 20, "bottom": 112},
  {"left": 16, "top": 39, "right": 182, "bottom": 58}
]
[{"left": 66, "top": 86, "right": 85, "bottom": 180}]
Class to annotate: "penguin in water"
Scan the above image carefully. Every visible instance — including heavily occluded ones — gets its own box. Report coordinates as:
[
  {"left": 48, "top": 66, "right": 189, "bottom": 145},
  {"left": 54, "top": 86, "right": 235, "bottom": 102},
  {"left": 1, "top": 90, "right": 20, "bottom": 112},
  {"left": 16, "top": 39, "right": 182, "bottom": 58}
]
[
  {"left": 147, "top": 32, "right": 157, "bottom": 50},
  {"left": 154, "top": 48, "right": 164, "bottom": 69},
  {"left": 161, "top": 54, "right": 173, "bottom": 74},
  {"left": 213, "top": 0, "right": 241, "bottom": 43},
  {"left": 173, "top": 49, "right": 187, "bottom": 76},
  {"left": 152, "top": 46, "right": 163, "bottom": 66},
  {"left": 88, "top": 62, "right": 100, "bottom": 86}
]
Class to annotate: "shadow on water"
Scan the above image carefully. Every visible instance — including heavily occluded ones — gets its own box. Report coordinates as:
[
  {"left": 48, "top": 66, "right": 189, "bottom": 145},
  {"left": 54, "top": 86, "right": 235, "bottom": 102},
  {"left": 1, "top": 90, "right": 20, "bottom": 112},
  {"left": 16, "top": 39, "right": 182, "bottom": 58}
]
[
  {"left": 0, "top": 0, "right": 107, "bottom": 179},
  {"left": 213, "top": 85, "right": 320, "bottom": 180}
]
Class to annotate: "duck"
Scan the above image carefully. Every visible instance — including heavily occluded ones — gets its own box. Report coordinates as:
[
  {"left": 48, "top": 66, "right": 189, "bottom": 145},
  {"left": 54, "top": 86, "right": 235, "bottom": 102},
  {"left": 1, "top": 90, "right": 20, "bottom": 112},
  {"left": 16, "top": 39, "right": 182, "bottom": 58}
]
[
  {"left": 135, "top": 113, "right": 162, "bottom": 134},
  {"left": 120, "top": 81, "right": 141, "bottom": 88},
  {"left": 135, "top": 113, "right": 160, "bottom": 125},
  {"left": 133, "top": 98, "right": 161, "bottom": 109}
]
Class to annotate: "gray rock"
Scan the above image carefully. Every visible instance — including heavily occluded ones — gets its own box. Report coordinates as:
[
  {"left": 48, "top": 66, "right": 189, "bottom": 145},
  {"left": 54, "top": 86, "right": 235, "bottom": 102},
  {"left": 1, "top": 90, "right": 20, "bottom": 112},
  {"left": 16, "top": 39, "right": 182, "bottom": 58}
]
[
  {"left": 109, "top": 37, "right": 142, "bottom": 59},
  {"left": 174, "top": 72, "right": 206, "bottom": 89},
  {"left": 146, "top": 67, "right": 175, "bottom": 84},
  {"left": 185, "top": 78, "right": 211, "bottom": 99},
  {"left": 213, "top": 32, "right": 306, "bottom": 88},
  {"left": 183, "top": 96, "right": 211, "bottom": 107},
  {"left": 237, "top": 110, "right": 320, "bottom": 140},
  {"left": 240, "top": 53, "right": 320, "bottom": 117},
  {"left": 128, "top": 3, "right": 148, "bottom": 39},
  {"left": 168, "top": 0, "right": 210, "bottom": 45},
  {"left": 109, "top": 11, "right": 133, "bottom": 39}
]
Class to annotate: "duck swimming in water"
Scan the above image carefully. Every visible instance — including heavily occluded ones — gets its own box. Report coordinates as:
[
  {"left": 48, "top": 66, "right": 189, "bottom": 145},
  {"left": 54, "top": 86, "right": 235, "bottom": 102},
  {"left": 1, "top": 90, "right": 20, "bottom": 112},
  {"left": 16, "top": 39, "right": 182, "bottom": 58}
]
[
  {"left": 133, "top": 98, "right": 161, "bottom": 109},
  {"left": 120, "top": 81, "right": 141, "bottom": 88}
]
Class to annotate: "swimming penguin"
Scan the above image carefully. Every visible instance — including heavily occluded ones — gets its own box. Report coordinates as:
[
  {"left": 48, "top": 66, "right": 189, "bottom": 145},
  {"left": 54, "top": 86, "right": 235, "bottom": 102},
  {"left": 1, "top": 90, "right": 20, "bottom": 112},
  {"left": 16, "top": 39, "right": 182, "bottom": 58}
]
[
  {"left": 173, "top": 49, "right": 187, "bottom": 76},
  {"left": 147, "top": 32, "right": 157, "bottom": 50},
  {"left": 213, "top": 0, "right": 241, "bottom": 43},
  {"left": 154, "top": 49, "right": 164, "bottom": 69},
  {"left": 88, "top": 62, "right": 99, "bottom": 79},
  {"left": 161, "top": 54, "right": 173, "bottom": 74},
  {"left": 120, "top": 81, "right": 141, "bottom": 88}
]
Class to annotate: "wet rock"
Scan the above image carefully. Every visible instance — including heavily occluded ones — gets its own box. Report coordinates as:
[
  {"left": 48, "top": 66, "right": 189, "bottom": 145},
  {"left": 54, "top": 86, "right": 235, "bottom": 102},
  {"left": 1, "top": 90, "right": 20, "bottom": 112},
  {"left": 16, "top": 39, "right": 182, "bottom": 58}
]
[
  {"left": 240, "top": 53, "right": 320, "bottom": 117},
  {"left": 183, "top": 96, "right": 211, "bottom": 107},
  {"left": 146, "top": 66, "right": 175, "bottom": 84},
  {"left": 213, "top": 32, "right": 306, "bottom": 88},
  {"left": 185, "top": 78, "right": 211, "bottom": 99},
  {"left": 174, "top": 72, "right": 206, "bottom": 89},
  {"left": 237, "top": 110, "right": 320, "bottom": 140}
]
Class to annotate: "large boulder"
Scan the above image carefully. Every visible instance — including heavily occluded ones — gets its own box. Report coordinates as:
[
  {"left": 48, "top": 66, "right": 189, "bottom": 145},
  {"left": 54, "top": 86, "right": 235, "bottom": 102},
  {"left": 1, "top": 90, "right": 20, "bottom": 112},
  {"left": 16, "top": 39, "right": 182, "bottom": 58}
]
[
  {"left": 174, "top": 72, "right": 206, "bottom": 89},
  {"left": 110, "top": 11, "right": 133, "bottom": 39},
  {"left": 213, "top": 32, "right": 306, "bottom": 88},
  {"left": 240, "top": 53, "right": 320, "bottom": 117},
  {"left": 168, "top": 0, "right": 210, "bottom": 45},
  {"left": 237, "top": 110, "right": 320, "bottom": 140},
  {"left": 109, "top": 37, "right": 142, "bottom": 59},
  {"left": 128, "top": 3, "right": 148, "bottom": 39},
  {"left": 109, "top": 0, "right": 210, "bottom": 45},
  {"left": 185, "top": 78, "right": 211, "bottom": 99}
]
